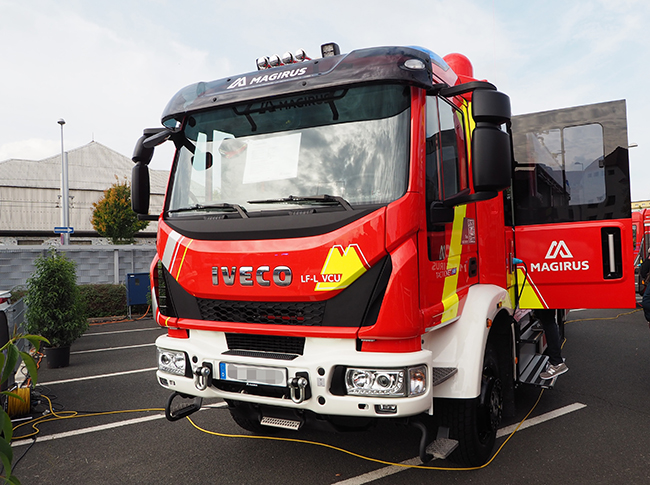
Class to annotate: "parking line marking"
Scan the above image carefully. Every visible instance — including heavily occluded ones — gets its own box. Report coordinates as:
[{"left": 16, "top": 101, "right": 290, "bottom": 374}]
[
  {"left": 84, "top": 328, "right": 163, "bottom": 337},
  {"left": 11, "top": 403, "right": 228, "bottom": 448},
  {"left": 496, "top": 402, "right": 587, "bottom": 438},
  {"left": 333, "top": 402, "right": 587, "bottom": 485},
  {"left": 39, "top": 367, "right": 158, "bottom": 386},
  {"left": 71, "top": 343, "right": 155, "bottom": 354}
]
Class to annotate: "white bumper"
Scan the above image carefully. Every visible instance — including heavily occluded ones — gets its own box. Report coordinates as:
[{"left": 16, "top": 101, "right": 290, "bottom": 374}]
[{"left": 156, "top": 330, "right": 433, "bottom": 418}]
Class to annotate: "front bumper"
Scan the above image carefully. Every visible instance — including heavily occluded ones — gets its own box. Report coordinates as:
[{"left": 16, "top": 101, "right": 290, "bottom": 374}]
[{"left": 155, "top": 330, "right": 433, "bottom": 418}]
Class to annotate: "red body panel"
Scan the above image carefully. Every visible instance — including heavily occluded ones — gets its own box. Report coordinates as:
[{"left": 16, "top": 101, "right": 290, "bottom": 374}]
[{"left": 515, "top": 219, "right": 635, "bottom": 309}]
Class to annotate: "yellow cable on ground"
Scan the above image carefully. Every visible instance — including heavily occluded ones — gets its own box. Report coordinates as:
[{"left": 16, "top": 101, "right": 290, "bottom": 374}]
[
  {"left": 11, "top": 394, "right": 165, "bottom": 441},
  {"left": 566, "top": 308, "right": 640, "bottom": 324},
  {"left": 186, "top": 388, "right": 545, "bottom": 471}
]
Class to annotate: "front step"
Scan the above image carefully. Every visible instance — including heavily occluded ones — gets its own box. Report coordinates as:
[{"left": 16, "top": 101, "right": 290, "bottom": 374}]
[
  {"left": 518, "top": 353, "right": 557, "bottom": 388},
  {"left": 260, "top": 416, "right": 302, "bottom": 431}
]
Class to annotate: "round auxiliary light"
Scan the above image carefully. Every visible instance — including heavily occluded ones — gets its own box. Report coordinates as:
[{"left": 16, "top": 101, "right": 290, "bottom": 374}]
[
  {"left": 281, "top": 51, "right": 295, "bottom": 64},
  {"left": 294, "top": 48, "right": 309, "bottom": 61},
  {"left": 268, "top": 54, "right": 282, "bottom": 67},
  {"left": 404, "top": 58, "right": 426, "bottom": 70},
  {"left": 256, "top": 56, "right": 270, "bottom": 70}
]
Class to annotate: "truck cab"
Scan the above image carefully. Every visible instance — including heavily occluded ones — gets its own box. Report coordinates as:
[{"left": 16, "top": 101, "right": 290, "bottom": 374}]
[{"left": 132, "top": 43, "right": 635, "bottom": 466}]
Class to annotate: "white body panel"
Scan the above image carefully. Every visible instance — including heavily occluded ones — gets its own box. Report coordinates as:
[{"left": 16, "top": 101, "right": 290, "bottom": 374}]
[{"left": 426, "top": 284, "right": 512, "bottom": 399}]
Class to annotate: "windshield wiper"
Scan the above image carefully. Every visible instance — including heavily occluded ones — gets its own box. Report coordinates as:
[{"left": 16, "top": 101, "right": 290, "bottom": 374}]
[
  {"left": 247, "top": 194, "right": 353, "bottom": 211},
  {"left": 167, "top": 203, "right": 249, "bottom": 218}
]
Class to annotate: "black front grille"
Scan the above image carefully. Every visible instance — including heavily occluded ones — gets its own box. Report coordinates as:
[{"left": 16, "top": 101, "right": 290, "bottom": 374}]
[
  {"left": 225, "top": 333, "right": 305, "bottom": 355},
  {"left": 198, "top": 299, "right": 325, "bottom": 326}
]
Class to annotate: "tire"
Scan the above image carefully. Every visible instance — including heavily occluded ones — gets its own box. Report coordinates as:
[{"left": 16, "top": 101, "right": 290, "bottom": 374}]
[{"left": 437, "top": 342, "right": 503, "bottom": 466}]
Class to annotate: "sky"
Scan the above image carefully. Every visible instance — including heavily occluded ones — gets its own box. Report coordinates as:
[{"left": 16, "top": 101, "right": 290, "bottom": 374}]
[{"left": 1, "top": 0, "right": 649, "bottom": 199}]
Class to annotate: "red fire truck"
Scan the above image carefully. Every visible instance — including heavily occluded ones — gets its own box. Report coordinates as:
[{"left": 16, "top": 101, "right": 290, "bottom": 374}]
[{"left": 131, "top": 43, "right": 635, "bottom": 466}]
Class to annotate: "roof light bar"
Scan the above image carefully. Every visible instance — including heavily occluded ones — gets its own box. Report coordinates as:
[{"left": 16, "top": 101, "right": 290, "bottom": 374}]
[{"left": 255, "top": 47, "right": 313, "bottom": 70}]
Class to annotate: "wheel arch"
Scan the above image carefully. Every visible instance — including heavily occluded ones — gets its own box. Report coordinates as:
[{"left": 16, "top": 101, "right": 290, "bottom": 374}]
[{"left": 428, "top": 284, "right": 513, "bottom": 399}]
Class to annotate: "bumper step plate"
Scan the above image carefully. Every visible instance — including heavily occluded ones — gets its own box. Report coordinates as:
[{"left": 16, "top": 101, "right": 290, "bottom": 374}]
[
  {"left": 426, "top": 437, "right": 459, "bottom": 460},
  {"left": 260, "top": 416, "right": 301, "bottom": 431}
]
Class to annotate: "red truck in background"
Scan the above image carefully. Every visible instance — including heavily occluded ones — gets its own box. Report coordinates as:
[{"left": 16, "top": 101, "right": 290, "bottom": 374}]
[{"left": 131, "top": 43, "right": 635, "bottom": 466}]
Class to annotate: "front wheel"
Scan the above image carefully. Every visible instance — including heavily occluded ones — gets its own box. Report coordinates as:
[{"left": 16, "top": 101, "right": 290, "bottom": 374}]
[{"left": 436, "top": 344, "right": 503, "bottom": 466}]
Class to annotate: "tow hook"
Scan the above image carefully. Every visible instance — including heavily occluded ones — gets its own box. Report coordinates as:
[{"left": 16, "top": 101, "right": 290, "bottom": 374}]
[
  {"left": 194, "top": 366, "right": 211, "bottom": 391},
  {"left": 288, "top": 376, "right": 309, "bottom": 404}
]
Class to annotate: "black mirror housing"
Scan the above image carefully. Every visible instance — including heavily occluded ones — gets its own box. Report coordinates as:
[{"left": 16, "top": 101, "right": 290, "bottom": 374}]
[
  {"left": 132, "top": 134, "right": 154, "bottom": 165},
  {"left": 472, "top": 124, "right": 512, "bottom": 193},
  {"left": 132, "top": 161, "right": 151, "bottom": 215},
  {"left": 472, "top": 89, "right": 511, "bottom": 125}
]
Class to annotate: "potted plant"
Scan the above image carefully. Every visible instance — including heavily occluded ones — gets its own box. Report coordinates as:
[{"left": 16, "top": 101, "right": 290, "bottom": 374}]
[{"left": 25, "top": 248, "right": 88, "bottom": 368}]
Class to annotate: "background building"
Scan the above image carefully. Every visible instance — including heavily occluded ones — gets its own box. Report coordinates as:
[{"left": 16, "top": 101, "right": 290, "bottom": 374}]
[{"left": 0, "top": 141, "right": 168, "bottom": 245}]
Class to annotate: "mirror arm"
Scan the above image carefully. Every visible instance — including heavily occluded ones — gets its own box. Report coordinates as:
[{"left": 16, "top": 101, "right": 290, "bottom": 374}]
[{"left": 439, "top": 81, "right": 497, "bottom": 98}]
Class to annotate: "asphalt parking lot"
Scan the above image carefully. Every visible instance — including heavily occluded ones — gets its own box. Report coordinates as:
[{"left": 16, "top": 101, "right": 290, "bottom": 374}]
[{"left": 9, "top": 307, "right": 650, "bottom": 484}]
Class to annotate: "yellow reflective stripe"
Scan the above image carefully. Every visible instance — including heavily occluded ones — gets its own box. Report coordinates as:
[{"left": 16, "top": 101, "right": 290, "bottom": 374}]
[
  {"left": 516, "top": 268, "right": 546, "bottom": 309},
  {"left": 441, "top": 205, "right": 467, "bottom": 322},
  {"left": 164, "top": 316, "right": 171, "bottom": 327},
  {"left": 175, "top": 239, "right": 194, "bottom": 280}
]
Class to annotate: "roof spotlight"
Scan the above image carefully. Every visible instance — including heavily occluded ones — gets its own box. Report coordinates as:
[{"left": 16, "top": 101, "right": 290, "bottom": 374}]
[
  {"left": 281, "top": 51, "right": 296, "bottom": 64},
  {"left": 321, "top": 42, "right": 340, "bottom": 58},
  {"left": 256, "top": 56, "right": 270, "bottom": 70},
  {"left": 268, "top": 54, "right": 282, "bottom": 67},
  {"left": 294, "top": 49, "right": 310, "bottom": 62}
]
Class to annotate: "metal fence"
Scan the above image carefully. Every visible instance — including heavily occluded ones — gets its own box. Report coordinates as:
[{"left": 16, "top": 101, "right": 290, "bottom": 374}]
[{"left": 0, "top": 245, "right": 157, "bottom": 290}]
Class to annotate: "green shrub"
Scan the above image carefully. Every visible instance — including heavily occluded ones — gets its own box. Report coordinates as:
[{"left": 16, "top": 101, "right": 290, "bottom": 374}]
[
  {"left": 25, "top": 248, "right": 88, "bottom": 348},
  {"left": 78, "top": 284, "right": 127, "bottom": 318}
]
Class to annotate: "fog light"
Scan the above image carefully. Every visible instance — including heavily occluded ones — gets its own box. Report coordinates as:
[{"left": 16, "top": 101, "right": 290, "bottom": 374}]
[
  {"left": 375, "top": 404, "right": 398, "bottom": 414},
  {"left": 158, "top": 348, "right": 187, "bottom": 376}
]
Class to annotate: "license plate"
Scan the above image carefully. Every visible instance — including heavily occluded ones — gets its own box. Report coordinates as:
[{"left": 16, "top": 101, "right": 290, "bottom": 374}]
[{"left": 218, "top": 362, "right": 287, "bottom": 387}]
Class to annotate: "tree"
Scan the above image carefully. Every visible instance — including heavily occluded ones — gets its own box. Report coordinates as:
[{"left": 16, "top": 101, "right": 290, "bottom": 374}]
[{"left": 91, "top": 178, "right": 148, "bottom": 244}]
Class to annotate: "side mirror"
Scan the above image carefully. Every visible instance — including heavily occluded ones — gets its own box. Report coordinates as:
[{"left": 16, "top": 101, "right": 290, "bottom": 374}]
[
  {"left": 471, "top": 89, "right": 513, "bottom": 194},
  {"left": 132, "top": 134, "right": 154, "bottom": 165},
  {"left": 132, "top": 161, "right": 151, "bottom": 217},
  {"left": 131, "top": 128, "right": 170, "bottom": 220}
]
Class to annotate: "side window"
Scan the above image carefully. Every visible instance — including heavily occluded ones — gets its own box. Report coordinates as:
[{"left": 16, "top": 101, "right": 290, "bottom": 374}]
[
  {"left": 513, "top": 123, "right": 606, "bottom": 224},
  {"left": 438, "top": 99, "right": 469, "bottom": 199},
  {"left": 425, "top": 96, "right": 469, "bottom": 260},
  {"left": 425, "top": 97, "right": 469, "bottom": 219}
]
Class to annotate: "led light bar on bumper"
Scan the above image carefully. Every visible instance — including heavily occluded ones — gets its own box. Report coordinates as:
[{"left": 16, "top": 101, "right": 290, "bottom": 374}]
[
  {"left": 345, "top": 365, "right": 427, "bottom": 397},
  {"left": 158, "top": 348, "right": 188, "bottom": 376}
]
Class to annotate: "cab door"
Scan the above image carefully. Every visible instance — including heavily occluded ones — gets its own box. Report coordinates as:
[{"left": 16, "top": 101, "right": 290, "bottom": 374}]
[
  {"left": 512, "top": 100, "right": 635, "bottom": 309},
  {"left": 418, "top": 94, "right": 478, "bottom": 329}
]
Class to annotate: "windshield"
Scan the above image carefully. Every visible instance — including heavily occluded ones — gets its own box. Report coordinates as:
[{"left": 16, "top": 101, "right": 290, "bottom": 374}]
[{"left": 166, "top": 84, "right": 410, "bottom": 215}]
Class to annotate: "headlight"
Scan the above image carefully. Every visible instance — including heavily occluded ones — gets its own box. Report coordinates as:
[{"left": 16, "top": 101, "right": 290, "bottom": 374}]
[
  {"left": 344, "top": 366, "right": 427, "bottom": 397},
  {"left": 345, "top": 368, "right": 405, "bottom": 397},
  {"left": 158, "top": 348, "right": 187, "bottom": 376}
]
